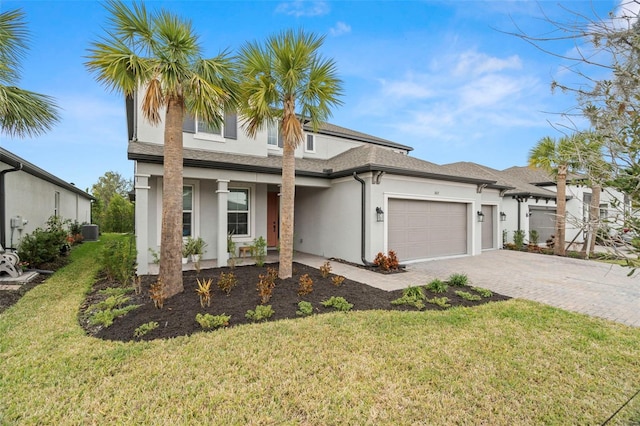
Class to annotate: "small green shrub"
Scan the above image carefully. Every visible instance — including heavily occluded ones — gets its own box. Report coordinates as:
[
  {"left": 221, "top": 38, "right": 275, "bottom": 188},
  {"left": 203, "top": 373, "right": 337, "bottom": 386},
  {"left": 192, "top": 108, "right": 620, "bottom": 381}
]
[
  {"left": 245, "top": 305, "right": 274, "bottom": 322},
  {"left": 195, "top": 313, "right": 230, "bottom": 329},
  {"left": 391, "top": 286, "right": 426, "bottom": 310},
  {"left": 89, "top": 305, "right": 139, "bottom": 327},
  {"left": 17, "top": 216, "right": 68, "bottom": 266},
  {"left": 473, "top": 287, "right": 493, "bottom": 298},
  {"left": 513, "top": 230, "right": 525, "bottom": 250},
  {"left": 102, "top": 235, "right": 137, "bottom": 286},
  {"left": 455, "top": 290, "right": 481, "bottom": 301},
  {"left": 529, "top": 229, "right": 539, "bottom": 246},
  {"left": 448, "top": 273, "right": 468, "bottom": 286},
  {"left": 321, "top": 296, "right": 353, "bottom": 312},
  {"left": 425, "top": 279, "right": 448, "bottom": 293},
  {"left": 426, "top": 297, "right": 451, "bottom": 308},
  {"left": 296, "top": 301, "right": 314, "bottom": 316},
  {"left": 217, "top": 272, "right": 237, "bottom": 295},
  {"left": 89, "top": 294, "right": 130, "bottom": 312},
  {"left": 250, "top": 236, "right": 267, "bottom": 267},
  {"left": 98, "top": 287, "right": 134, "bottom": 297},
  {"left": 134, "top": 321, "right": 159, "bottom": 338}
]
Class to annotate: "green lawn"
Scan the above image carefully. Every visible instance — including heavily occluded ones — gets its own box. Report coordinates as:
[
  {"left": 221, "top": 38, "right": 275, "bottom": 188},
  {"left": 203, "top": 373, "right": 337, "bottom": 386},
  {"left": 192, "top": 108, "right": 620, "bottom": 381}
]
[{"left": 1, "top": 235, "right": 639, "bottom": 424}]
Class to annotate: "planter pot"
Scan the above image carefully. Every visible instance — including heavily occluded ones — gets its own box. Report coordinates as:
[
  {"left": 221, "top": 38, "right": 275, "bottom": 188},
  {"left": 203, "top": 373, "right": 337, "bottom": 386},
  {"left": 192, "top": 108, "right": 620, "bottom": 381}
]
[{"left": 182, "top": 257, "right": 189, "bottom": 264}]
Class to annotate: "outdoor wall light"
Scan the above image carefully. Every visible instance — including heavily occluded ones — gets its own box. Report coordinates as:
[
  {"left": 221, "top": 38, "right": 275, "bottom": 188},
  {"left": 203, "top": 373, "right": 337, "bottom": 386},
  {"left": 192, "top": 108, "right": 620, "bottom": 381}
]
[
  {"left": 376, "top": 207, "right": 384, "bottom": 222},
  {"left": 500, "top": 211, "right": 507, "bottom": 221},
  {"left": 477, "top": 211, "right": 485, "bottom": 223}
]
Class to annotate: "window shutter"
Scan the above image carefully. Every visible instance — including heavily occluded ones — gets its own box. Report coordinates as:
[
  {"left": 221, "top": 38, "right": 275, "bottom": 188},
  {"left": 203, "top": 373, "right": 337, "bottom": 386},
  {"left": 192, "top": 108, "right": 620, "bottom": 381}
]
[
  {"left": 278, "top": 129, "right": 283, "bottom": 148},
  {"left": 223, "top": 112, "right": 237, "bottom": 139},
  {"left": 183, "top": 113, "right": 196, "bottom": 133}
]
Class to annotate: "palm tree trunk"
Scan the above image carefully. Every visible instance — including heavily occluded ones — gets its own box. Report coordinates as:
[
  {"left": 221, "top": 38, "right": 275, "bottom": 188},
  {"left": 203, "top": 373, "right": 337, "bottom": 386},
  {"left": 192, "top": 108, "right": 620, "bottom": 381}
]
[
  {"left": 278, "top": 135, "right": 296, "bottom": 279},
  {"left": 555, "top": 165, "right": 567, "bottom": 256},
  {"left": 159, "top": 96, "right": 184, "bottom": 298}
]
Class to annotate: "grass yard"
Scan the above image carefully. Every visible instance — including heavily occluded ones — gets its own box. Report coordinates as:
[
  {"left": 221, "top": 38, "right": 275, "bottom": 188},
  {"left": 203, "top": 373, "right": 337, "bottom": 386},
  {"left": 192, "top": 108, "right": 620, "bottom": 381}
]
[{"left": 1, "top": 236, "right": 639, "bottom": 424}]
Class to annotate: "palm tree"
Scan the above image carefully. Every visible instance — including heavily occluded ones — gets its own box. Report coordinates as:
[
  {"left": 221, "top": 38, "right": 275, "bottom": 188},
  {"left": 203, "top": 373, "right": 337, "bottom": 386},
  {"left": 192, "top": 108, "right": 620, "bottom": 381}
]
[
  {"left": 0, "top": 9, "right": 59, "bottom": 137},
  {"left": 86, "top": 1, "right": 236, "bottom": 298},
  {"left": 528, "top": 135, "right": 578, "bottom": 256},
  {"left": 237, "top": 29, "right": 342, "bottom": 279}
]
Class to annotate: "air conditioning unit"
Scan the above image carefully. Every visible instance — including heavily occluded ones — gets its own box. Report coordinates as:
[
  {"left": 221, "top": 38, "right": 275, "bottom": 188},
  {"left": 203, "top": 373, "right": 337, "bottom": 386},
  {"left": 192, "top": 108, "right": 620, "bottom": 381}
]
[{"left": 81, "top": 224, "right": 99, "bottom": 241}]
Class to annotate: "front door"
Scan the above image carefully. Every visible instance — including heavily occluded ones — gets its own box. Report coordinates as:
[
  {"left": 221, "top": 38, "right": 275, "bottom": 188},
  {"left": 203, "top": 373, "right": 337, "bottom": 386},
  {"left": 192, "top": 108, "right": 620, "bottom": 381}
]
[{"left": 267, "top": 192, "right": 279, "bottom": 247}]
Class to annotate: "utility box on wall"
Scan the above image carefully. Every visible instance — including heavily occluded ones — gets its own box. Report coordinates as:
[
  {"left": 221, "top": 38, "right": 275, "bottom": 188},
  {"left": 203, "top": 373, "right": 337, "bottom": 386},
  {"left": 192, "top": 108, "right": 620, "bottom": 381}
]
[
  {"left": 10, "top": 216, "right": 28, "bottom": 230},
  {"left": 81, "top": 224, "right": 99, "bottom": 241}
]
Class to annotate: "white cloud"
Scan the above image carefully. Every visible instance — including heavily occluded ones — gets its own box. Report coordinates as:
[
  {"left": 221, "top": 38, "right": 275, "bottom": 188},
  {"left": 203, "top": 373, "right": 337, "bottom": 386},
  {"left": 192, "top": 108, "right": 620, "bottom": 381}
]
[
  {"left": 275, "top": 1, "right": 330, "bottom": 17},
  {"left": 615, "top": 0, "right": 640, "bottom": 21},
  {"left": 452, "top": 50, "right": 522, "bottom": 77},
  {"left": 329, "top": 21, "right": 351, "bottom": 36}
]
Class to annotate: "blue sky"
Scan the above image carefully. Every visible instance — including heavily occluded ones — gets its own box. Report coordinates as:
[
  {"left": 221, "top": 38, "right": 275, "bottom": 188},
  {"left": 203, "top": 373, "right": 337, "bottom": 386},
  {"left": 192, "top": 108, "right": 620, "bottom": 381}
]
[{"left": 1, "top": 0, "right": 632, "bottom": 192}]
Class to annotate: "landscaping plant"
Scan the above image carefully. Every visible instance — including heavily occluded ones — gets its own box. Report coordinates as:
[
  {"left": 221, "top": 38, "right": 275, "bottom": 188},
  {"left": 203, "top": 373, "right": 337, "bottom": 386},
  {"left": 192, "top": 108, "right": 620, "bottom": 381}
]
[
  {"left": 426, "top": 296, "right": 451, "bottom": 308},
  {"left": 331, "top": 275, "right": 345, "bottom": 286},
  {"left": 195, "top": 278, "right": 213, "bottom": 308},
  {"left": 298, "top": 273, "right": 314, "bottom": 296},
  {"left": 245, "top": 305, "right": 274, "bottom": 322},
  {"left": 373, "top": 250, "right": 400, "bottom": 271},
  {"left": 217, "top": 272, "right": 238, "bottom": 295},
  {"left": 149, "top": 280, "right": 166, "bottom": 309},
  {"left": 425, "top": 278, "right": 448, "bottom": 293},
  {"left": 195, "top": 313, "right": 230, "bottom": 330},
  {"left": 250, "top": 236, "right": 267, "bottom": 267},
  {"left": 391, "top": 286, "right": 426, "bottom": 310},
  {"left": 473, "top": 287, "right": 493, "bottom": 298},
  {"left": 448, "top": 273, "right": 469, "bottom": 287},
  {"left": 319, "top": 261, "right": 332, "bottom": 278},
  {"left": 455, "top": 290, "right": 482, "bottom": 301},
  {"left": 320, "top": 296, "right": 353, "bottom": 311},
  {"left": 296, "top": 301, "right": 314, "bottom": 316},
  {"left": 133, "top": 321, "right": 159, "bottom": 338},
  {"left": 257, "top": 269, "right": 277, "bottom": 304}
]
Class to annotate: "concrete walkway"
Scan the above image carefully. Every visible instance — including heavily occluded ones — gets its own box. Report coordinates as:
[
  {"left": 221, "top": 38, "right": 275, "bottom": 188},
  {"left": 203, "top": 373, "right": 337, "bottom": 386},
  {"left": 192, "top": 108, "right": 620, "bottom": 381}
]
[{"left": 294, "top": 250, "right": 640, "bottom": 328}]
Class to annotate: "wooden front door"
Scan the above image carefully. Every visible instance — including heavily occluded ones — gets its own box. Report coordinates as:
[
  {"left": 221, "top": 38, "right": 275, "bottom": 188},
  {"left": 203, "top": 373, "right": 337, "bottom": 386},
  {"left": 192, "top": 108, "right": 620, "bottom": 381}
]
[{"left": 267, "top": 192, "right": 279, "bottom": 247}]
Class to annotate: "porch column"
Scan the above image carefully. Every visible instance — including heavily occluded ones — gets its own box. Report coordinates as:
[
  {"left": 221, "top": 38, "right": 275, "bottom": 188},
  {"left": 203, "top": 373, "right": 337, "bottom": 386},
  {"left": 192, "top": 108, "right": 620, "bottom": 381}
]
[
  {"left": 216, "top": 179, "right": 229, "bottom": 265},
  {"left": 134, "top": 173, "right": 151, "bottom": 275}
]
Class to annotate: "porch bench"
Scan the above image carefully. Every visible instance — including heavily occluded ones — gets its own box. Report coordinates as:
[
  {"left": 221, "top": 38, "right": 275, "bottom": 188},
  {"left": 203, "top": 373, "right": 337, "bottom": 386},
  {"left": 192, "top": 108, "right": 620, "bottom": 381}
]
[{"left": 238, "top": 246, "right": 252, "bottom": 258}]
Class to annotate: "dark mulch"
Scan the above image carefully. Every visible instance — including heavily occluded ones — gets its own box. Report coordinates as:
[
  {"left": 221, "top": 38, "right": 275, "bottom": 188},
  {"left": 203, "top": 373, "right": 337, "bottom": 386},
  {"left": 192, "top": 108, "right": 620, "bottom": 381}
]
[{"left": 80, "top": 262, "right": 510, "bottom": 342}]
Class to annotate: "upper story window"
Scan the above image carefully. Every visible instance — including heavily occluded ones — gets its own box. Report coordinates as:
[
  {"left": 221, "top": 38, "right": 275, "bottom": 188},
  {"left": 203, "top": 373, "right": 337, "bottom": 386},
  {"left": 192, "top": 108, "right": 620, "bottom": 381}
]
[
  {"left": 54, "top": 191, "right": 60, "bottom": 217},
  {"left": 267, "top": 121, "right": 283, "bottom": 148},
  {"left": 183, "top": 112, "right": 237, "bottom": 140},
  {"left": 305, "top": 134, "right": 315, "bottom": 152}
]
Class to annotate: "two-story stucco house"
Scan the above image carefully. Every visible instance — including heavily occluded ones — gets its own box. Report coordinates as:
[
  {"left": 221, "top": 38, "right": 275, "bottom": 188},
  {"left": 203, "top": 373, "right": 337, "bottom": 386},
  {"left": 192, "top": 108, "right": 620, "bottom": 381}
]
[
  {"left": 128, "top": 94, "right": 520, "bottom": 275},
  {"left": 0, "top": 147, "right": 94, "bottom": 250}
]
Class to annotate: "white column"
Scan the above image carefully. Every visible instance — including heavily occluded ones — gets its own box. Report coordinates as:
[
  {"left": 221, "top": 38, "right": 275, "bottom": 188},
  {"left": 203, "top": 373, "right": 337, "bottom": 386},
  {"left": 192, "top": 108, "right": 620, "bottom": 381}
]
[
  {"left": 216, "top": 179, "right": 230, "bottom": 265},
  {"left": 135, "top": 173, "right": 151, "bottom": 275}
]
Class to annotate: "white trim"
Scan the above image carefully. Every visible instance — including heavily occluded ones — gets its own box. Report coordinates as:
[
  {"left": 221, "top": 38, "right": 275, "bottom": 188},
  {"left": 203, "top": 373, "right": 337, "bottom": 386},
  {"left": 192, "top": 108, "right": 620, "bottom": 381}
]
[
  {"left": 305, "top": 133, "right": 315, "bottom": 153},
  {"left": 155, "top": 179, "right": 200, "bottom": 246},
  {"left": 227, "top": 184, "right": 256, "bottom": 243}
]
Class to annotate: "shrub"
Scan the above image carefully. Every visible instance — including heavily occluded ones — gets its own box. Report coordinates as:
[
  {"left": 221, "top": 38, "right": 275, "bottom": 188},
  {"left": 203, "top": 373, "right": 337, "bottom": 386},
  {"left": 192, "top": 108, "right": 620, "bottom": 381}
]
[
  {"left": 195, "top": 313, "right": 230, "bottom": 329},
  {"left": 296, "top": 301, "right": 313, "bottom": 316},
  {"left": 529, "top": 229, "right": 539, "bottom": 246},
  {"left": 245, "top": 305, "right": 274, "bottom": 322},
  {"left": 195, "top": 278, "right": 213, "bottom": 308},
  {"left": 321, "top": 296, "right": 353, "bottom": 311},
  {"left": 217, "top": 272, "right": 237, "bottom": 295},
  {"left": 448, "top": 273, "right": 469, "bottom": 287},
  {"left": 331, "top": 275, "right": 345, "bottom": 286},
  {"left": 149, "top": 280, "right": 165, "bottom": 309},
  {"left": 257, "top": 268, "right": 277, "bottom": 304},
  {"left": 89, "top": 305, "right": 139, "bottom": 327},
  {"left": 391, "top": 286, "right": 426, "bottom": 310},
  {"left": 426, "top": 297, "right": 451, "bottom": 308},
  {"left": 513, "top": 230, "right": 525, "bottom": 250},
  {"left": 101, "top": 235, "right": 137, "bottom": 286},
  {"left": 298, "top": 273, "right": 314, "bottom": 296},
  {"left": 472, "top": 287, "right": 493, "bottom": 298},
  {"left": 17, "top": 216, "right": 68, "bottom": 266},
  {"left": 250, "top": 236, "right": 267, "bottom": 267},
  {"left": 134, "top": 321, "right": 159, "bottom": 338},
  {"left": 425, "top": 279, "right": 448, "bottom": 293},
  {"left": 455, "top": 290, "right": 481, "bottom": 301},
  {"left": 319, "top": 261, "right": 332, "bottom": 278},
  {"left": 373, "top": 250, "right": 400, "bottom": 271}
]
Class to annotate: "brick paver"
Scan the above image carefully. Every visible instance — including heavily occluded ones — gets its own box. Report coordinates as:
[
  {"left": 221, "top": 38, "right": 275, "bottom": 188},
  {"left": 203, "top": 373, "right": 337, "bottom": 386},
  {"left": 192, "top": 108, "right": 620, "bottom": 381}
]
[{"left": 294, "top": 250, "right": 640, "bottom": 328}]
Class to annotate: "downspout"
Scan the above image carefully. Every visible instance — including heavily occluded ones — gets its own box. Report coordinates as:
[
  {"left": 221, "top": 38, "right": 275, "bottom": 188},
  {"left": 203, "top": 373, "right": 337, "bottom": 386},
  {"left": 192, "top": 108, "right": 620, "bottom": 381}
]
[
  {"left": 353, "top": 172, "right": 375, "bottom": 266},
  {"left": 1, "top": 163, "right": 23, "bottom": 249},
  {"left": 517, "top": 198, "right": 521, "bottom": 232}
]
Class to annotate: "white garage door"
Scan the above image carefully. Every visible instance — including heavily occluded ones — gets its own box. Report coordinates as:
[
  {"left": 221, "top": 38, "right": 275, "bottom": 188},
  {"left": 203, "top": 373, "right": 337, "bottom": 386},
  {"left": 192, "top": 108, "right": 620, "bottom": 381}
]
[
  {"left": 529, "top": 207, "right": 556, "bottom": 244},
  {"left": 388, "top": 199, "right": 468, "bottom": 261}
]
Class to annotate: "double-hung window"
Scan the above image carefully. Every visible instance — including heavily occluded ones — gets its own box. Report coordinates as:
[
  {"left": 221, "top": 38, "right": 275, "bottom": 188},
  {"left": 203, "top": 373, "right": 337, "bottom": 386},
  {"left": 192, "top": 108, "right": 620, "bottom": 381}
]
[
  {"left": 267, "top": 121, "right": 283, "bottom": 148},
  {"left": 54, "top": 191, "right": 60, "bottom": 217},
  {"left": 228, "top": 188, "right": 249, "bottom": 236},
  {"left": 183, "top": 112, "right": 237, "bottom": 140},
  {"left": 305, "top": 134, "right": 315, "bottom": 152},
  {"left": 183, "top": 186, "right": 193, "bottom": 237},
  {"left": 599, "top": 203, "right": 609, "bottom": 220}
]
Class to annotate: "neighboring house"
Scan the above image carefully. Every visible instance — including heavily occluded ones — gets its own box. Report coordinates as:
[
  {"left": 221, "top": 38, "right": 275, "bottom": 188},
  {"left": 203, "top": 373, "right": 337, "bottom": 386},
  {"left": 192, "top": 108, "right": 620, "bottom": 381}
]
[{"left": 0, "top": 147, "right": 94, "bottom": 250}]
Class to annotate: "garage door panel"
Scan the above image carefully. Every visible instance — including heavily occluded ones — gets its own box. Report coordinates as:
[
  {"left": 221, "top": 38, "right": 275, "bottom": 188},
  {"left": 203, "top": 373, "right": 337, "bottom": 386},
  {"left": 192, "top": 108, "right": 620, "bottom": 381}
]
[{"left": 388, "top": 199, "right": 468, "bottom": 261}]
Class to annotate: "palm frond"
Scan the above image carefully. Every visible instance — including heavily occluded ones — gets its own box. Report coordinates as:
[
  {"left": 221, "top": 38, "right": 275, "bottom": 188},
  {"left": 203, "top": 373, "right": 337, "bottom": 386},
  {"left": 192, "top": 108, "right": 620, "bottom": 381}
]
[
  {"left": 0, "top": 9, "right": 29, "bottom": 85},
  {"left": 0, "top": 85, "right": 59, "bottom": 138},
  {"left": 141, "top": 77, "right": 164, "bottom": 125}
]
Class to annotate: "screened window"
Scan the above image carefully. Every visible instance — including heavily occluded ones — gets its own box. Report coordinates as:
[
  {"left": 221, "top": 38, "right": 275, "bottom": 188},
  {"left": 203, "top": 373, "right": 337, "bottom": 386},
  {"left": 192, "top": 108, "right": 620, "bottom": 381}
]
[
  {"left": 228, "top": 188, "right": 249, "bottom": 236},
  {"left": 197, "top": 118, "right": 221, "bottom": 136},
  {"left": 183, "top": 186, "right": 193, "bottom": 237},
  {"left": 267, "top": 121, "right": 283, "bottom": 148},
  {"left": 182, "top": 113, "right": 237, "bottom": 139},
  {"left": 306, "top": 134, "right": 315, "bottom": 152},
  {"left": 599, "top": 203, "right": 609, "bottom": 220}
]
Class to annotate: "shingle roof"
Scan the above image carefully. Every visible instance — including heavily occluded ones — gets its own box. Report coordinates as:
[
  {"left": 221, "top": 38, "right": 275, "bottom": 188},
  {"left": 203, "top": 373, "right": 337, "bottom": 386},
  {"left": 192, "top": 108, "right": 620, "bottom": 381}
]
[
  {"left": 501, "top": 166, "right": 555, "bottom": 185},
  {"left": 307, "top": 122, "right": 413, "bottom": 152},
  {"left": 128, "top": 141, "right": 495, "bottom": 185}
]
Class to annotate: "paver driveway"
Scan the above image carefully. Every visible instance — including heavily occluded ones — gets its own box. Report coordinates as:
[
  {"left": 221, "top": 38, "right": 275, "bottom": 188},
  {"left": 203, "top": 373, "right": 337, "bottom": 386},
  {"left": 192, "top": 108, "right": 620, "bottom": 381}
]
[{"left": 295, "top": 250, "right": 640, "bottom": 328}]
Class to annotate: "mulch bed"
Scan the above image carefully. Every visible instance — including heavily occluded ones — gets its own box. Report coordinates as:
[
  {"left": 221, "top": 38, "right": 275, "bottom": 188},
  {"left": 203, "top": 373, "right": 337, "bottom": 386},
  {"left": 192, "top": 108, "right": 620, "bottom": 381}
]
[{"left": 79, "top": 262, "right": 510, "bottom": 342}]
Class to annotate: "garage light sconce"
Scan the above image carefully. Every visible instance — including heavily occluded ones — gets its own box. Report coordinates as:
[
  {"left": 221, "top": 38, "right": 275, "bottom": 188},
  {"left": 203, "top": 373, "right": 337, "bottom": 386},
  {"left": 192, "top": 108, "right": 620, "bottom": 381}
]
[
  {"left": 477, "top": 211, "right": 485, "bottom": 223},
  {"left": 376, "top": 207, "right": 384, "bottom": 222},
  {"left": 500, "top": 211, "right": 507, "bottom": 221}
]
